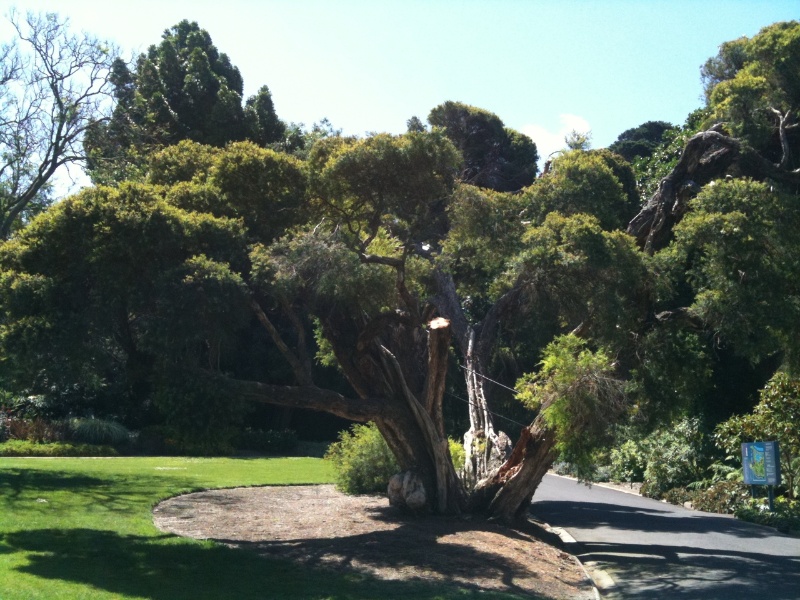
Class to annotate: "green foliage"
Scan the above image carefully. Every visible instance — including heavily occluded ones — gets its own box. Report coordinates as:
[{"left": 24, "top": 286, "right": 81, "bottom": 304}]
[
  {"left": 703, "top": 21, "right": 800, "bottom": 163},
  {"left": 86, "top": 20, "right": 286, "bottom": 184},
  {"left": 0, "top": 182, "right": 250, "bottom": 434},
  {"left": 70, "top": 418, "right": 131, "bottom": 446},
  {"left": 428, "top": 101, "right": 538, "bottom": 191},
  {"left": 735, "top": 496, "right": 800, "bottom": 533},
  {"left": 508, "top": 212, "right": 647, "bottom": 349},
  {"left": 692, "top": 481, "right": 751, "bottom": 514},
  {"left": 153, "top": 370, "right": 248, "bottom": 456},
  {"left": 208, "top": 141, "right": 307, "bottom": 242},
  {"left": 0, "top": 439, "right": 118, "bottom": 456},
  {"left": 234, "top": 429, "right": 298, "bottom": 454},
  {"left": 658, "top": 179, "right": 800, "bottom": 365},
  {"left": 523, "top": 149, "right": 637, "bottom": 230},
  {"left": 608, "top": 120, "right": 676, "bottom": 163},
  {"left": 715, "top": 372, "right": 800, "bottom": 498},
  {"left": 516, "top": 334, "right": 625, "bottom": 478},
  {"left": 448, "top": 436, "right": 466, "bottom": 473},
  {"left": 251, "top": 226, "right": 396, "bottom": 317},
  {"left": 627, "top": 326, "right": 713, "bottom": 424},
  {"left": 147, "top": 140, "right": 220, "bottom": 185},
  {"left": 609, "top": 439, "right": 648, "bottom": 483},
  {"left": 630, "top": 417, "right": 715, "bottom": 499},
  {"left": 439, "top": 184, "right": 528, "bottom": 305},
  {"left": 325, "top": 422, "right": 400, "bottom": 494},
  {"left": 308, "top": 131, "right": 460, "bottom": 248}
]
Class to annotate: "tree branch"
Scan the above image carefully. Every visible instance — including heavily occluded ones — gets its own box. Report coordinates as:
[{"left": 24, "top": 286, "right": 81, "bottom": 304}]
[{"left": 229, "top": 378, "right": 387, "bottom": 422}]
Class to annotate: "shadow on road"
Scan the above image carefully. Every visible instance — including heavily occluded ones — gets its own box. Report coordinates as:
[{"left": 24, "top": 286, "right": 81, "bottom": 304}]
[
  {"left": 532, "top": 499, "right": 778, "bottom": 538},
  {"left": 532, "top": 498, "right": 800, "bottom": 599}
]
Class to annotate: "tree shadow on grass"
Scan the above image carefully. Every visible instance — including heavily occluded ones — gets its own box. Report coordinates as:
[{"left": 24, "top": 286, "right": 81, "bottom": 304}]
[
  {"left": 1, "top": 527, "right": 540, "bottom": 600},
  {"left": 0, "top": 467, "right": 197, "bottom": 516}
]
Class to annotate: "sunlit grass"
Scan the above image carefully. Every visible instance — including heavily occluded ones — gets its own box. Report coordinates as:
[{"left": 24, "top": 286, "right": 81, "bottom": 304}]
[{"left": 0, "top": 457, "right": 531, "bottom": 599}]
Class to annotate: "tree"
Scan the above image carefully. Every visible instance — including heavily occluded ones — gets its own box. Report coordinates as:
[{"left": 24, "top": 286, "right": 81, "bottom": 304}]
[
  {"left": 428, "top": 101, "right": 538, "bottom": 192},
  {"left": 0, "top": 128, "right": 647, "bottom": 521},
  {"left": 629, "top": 22, "right": 800, "bottom": 252},
  {"left": 85, "top": 20, "right": 285, "bottom": 184},
  {"left": 0, "top": 181, "right": 251, "bottom": 431},
  {"left": 608, "top": 120, "right": 676, "bottom": 163},
  {"left": 0, "top": 11, "right": 116, "bottom": 238},
  {"left": 523, "top": 149, "right": 639, "bottom": 231}
]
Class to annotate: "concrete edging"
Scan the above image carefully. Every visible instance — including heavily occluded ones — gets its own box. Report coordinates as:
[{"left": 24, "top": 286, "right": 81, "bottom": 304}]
[{"left": 543, "top": 523, "right": 615, "bottom": 599}]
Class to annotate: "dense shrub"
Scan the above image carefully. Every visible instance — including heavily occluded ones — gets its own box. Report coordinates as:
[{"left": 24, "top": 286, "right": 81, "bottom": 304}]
[
  {"left": 661, "top": 486, "right": 693, "bottom": 506},
  {"left": 324, "top": 422, "right": 399, "bottom": 495},
  {"left": 4, "top": 416, "right": 69, "bottom": 443},
  {"left": 70, "top": 418, "right": 131, "bottom": 446},
  {"left": 735, "top": 497, "right": 800, "bottom": 533},
  {"left": 0, "top": 439, "right": 118, "bottom": 457},
  {"left": 691, "top": 481, "right": 751, "bottom": 514},
  {"left": 0, "top": 411, "right": 8, "bottom": 442},
  {"left": 609, "top": 439, "right": 647, "bottom": 483},
  {"left": 614, "top": 417, "right": 715, "bottom": 500},
  {"left": 130, "top": 424, "right": 235, "bottom": 456},
  {"left": 234, "top": 429, "right": 298, "bottom": 454}
]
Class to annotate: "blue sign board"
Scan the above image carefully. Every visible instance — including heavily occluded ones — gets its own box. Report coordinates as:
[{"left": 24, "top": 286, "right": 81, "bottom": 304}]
[{"left": 742, "top": 441, "right": 781, "bottom": 486}]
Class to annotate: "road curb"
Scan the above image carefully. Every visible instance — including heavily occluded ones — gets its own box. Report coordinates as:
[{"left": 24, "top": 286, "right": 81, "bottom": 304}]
[{"left": 534, "top": 522, "right": 612, "bottom": 599}]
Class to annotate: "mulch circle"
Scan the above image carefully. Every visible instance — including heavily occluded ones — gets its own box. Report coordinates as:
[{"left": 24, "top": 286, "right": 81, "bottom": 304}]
[{"left": 153, "top": 484, "right": 596, "bottom": 598}]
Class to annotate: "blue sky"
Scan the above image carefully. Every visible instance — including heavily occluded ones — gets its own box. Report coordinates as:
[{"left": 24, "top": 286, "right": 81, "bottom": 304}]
[{"left": 2, "top": 0, "right": 798, "bottom": 166}]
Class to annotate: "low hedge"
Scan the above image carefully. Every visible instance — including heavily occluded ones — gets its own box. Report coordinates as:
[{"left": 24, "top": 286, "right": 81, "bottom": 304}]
[{"left": 0, "top": 439, "right": 118, "bottom": 457}]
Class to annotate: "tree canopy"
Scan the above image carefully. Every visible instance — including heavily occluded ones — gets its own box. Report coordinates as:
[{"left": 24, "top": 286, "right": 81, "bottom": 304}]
[
  {"left": 85, "top": 21, "right": 286, "bottom": 184},
  {"left": 428, "top": 101, "right": 539, "bottom": 192}
]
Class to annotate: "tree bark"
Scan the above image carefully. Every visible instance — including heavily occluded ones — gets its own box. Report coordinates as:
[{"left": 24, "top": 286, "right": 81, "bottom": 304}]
[
  {"left": 627, "top": 126, "right": 800, "bottom": 253},
  {"left": 469, "top": 414, "right": 558, "bottom": 523},
  {"left": 627, "top": 128, "right": 740, "bottom": 253}
]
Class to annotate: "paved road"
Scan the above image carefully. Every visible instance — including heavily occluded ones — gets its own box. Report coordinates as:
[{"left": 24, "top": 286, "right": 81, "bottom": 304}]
[{"left": 530, "top": 474, "right": 800, "bottom": 599}]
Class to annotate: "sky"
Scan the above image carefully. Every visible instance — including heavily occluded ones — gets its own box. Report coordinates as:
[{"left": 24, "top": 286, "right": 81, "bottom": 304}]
[{"left": 1, "top": 0, "right": 798, "bottom": 180}]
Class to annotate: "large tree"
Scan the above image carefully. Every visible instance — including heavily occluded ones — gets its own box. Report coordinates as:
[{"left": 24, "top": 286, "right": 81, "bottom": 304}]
[
  {"left": 10, "top": 20, "right": 800, "bottom": 526},
  {"left": 0, "top": 129, "right": 639, "bottom": 521},
  {"left": 85, "top": 21, "right": 286, "bottom": 184},
  {"left": 0, "top": 11, "right": 116, "bottom": 238}
]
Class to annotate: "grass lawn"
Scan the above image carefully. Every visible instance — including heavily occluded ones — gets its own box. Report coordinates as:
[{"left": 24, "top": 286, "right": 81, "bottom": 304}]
[{"left": 0, "top": 456, "right": 528, "bottom": 600}]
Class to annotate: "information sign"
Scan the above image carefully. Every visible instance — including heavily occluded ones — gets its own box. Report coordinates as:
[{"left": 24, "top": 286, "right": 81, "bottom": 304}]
[{"left": 742, "top": 441, "right": 781, "bottom": 486}]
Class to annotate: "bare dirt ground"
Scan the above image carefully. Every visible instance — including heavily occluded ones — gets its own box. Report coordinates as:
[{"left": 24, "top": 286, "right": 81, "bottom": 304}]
[{"left": 153, "top": 484, "right": 597, "bottom": 599}]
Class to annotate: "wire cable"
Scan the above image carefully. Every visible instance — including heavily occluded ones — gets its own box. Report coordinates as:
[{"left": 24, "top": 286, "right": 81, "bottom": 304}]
[
  {"left": 444, "top": 390, "right": 531, "bottom": 429},
  {"left": 458, "top": 363, "right": 519, "bottom": 395}
]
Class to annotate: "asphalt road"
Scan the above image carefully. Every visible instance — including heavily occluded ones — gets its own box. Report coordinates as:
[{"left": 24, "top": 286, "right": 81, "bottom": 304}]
[{"left": 530, "top": 474, "right": 800, "bottom": 599}]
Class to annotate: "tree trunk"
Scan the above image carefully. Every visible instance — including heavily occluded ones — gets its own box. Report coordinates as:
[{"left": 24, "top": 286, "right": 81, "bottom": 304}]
[
  {"left": 462, "top": 332, "right": 513, "bottom": 487},
  {"left": 469, "top": 413, "right": 558, "bottom": 523}
]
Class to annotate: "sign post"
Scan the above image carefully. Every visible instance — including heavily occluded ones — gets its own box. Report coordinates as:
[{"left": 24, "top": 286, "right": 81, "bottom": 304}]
[{"left": 741, "top": 441, "right": 781, "bottom": 511}]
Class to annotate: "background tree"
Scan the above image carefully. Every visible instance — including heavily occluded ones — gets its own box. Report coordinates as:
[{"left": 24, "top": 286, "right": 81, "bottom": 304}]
[
  {"left": 85, "top": 20, "right": 286, "bottom": 184},
  {"left": 428, "top": 101, "right": 538, "bottom": 192},
  {"left": 608, "top": 120, "right": 676, "bottom": 163},
  {"left": 523, "top": 149, "right": 639, "bottom": 231},
  {"left": 0, "top": 10, "right": 116, "bottom": 238}
]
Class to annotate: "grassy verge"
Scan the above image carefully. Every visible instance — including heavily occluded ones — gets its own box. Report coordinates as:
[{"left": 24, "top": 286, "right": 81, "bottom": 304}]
[{"left": 0, "top": 457, "right": 527, "bottom": 599}]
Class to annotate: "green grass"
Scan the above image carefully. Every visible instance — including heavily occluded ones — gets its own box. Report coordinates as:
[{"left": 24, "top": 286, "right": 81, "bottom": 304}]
[{"left": 0, "top": 457, "right": 530, "bottom": 600}]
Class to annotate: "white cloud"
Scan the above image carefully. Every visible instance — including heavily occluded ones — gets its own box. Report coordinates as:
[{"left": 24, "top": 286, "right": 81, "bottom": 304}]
[{"left": 521, "top": 114, "right": 591, "bottom": 168}]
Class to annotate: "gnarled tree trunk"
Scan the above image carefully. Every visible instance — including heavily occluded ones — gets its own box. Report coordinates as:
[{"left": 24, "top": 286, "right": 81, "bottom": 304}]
[{"left": 469, "top": 414, "right": 558, "bottom": 522}]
